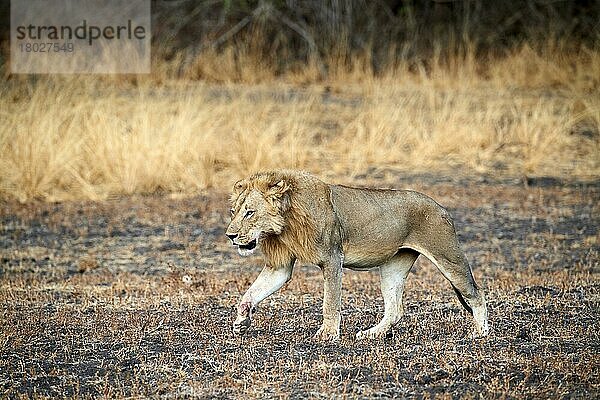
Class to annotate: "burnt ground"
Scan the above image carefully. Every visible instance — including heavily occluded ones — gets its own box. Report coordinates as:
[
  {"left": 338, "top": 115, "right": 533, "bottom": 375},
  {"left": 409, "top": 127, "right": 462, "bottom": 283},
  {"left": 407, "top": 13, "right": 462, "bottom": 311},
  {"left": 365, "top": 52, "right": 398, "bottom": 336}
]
[{"left": 0, "top": 173, "right": 599, "bottom": 399}]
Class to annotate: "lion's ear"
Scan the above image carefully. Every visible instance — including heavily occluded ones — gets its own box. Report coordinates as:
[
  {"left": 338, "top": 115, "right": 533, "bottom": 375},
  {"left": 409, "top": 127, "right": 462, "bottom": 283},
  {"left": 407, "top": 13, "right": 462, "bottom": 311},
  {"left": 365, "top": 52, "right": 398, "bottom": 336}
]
[
  {"left": 268, "top": 179, "right": 290, "bottom": 197},
  {"left": 233, "top": 179, "right": 248, "bottom": 194},
  {"left": 266, "top": 179, "right": 291, "bottom": 211}
]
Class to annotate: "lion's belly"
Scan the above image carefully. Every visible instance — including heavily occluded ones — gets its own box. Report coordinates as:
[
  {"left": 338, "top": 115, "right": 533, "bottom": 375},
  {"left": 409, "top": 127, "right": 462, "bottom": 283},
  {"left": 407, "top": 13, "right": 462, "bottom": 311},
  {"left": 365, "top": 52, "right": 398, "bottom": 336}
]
[
  {"left": 343, "top": 254, "right": 386, "bottom": 270},
  {"left": 342, "top": 244, "right": 401, "bottom": 270},
  {"left": 340, "top": 218, "right": 408, "bottom": 270}
]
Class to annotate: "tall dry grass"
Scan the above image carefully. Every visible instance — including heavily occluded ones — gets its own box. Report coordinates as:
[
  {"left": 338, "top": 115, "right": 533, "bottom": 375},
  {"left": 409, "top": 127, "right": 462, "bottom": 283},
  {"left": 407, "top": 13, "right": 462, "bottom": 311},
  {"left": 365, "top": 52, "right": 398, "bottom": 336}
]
[{"left": 1, "top": 43, "right": 598, "bottom": 202}]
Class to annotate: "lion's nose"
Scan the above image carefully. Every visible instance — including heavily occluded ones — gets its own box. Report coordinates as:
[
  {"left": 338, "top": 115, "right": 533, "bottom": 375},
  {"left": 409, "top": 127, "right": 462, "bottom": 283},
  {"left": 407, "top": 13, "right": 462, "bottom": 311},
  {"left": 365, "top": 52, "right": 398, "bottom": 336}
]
[{"left": 226, "top": 233, "right": 238, "bottom": 242}]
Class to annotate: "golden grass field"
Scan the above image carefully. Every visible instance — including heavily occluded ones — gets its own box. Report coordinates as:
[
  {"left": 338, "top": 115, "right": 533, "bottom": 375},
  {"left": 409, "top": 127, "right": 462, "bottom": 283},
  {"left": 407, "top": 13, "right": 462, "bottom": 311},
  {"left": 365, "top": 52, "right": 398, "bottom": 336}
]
[{"left": 1, "top": 42, "right": 598, "bottom": 202}]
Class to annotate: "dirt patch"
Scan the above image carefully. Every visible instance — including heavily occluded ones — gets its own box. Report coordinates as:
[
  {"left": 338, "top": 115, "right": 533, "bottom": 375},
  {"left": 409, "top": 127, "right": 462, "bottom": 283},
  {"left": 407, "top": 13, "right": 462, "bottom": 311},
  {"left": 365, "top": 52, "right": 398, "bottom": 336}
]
[{"left": 1, "top": 173, "right": 599, "bottom": 398}]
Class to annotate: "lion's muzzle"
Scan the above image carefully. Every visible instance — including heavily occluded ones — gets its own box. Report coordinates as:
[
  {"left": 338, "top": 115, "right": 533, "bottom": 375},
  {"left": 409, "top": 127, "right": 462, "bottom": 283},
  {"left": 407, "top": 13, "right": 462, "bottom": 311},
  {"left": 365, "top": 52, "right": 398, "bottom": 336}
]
[
  {"left": 237, "top": 238, "right": 257, "bottom": 250},
  {"left": 225, "top": 231, "right": 257, "bottom": 249},
  {"left": 226, "top": 233, "right": 238, "bottom": 242},
  {"left": 225, "top": 228, "right": 260, "bottom": 256}
]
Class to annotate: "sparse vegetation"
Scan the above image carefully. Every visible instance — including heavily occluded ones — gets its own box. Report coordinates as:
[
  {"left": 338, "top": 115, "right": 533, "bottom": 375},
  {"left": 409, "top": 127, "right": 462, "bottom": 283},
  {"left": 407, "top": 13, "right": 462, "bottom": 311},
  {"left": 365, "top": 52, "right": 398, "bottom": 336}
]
[{"left": 1, "top": 176, "right": 598, "bottom": 398}]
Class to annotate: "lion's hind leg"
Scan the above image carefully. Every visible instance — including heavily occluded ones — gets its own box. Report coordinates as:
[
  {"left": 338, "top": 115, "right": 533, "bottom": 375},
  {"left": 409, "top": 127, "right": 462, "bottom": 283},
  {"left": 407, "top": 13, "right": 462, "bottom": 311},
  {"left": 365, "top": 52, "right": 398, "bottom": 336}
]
[
  {"left": 356, "top": 249, "right": 419, "bottom": 340},
  {"left": 418, "top": 246, "right": 489, "bottom": 338}
]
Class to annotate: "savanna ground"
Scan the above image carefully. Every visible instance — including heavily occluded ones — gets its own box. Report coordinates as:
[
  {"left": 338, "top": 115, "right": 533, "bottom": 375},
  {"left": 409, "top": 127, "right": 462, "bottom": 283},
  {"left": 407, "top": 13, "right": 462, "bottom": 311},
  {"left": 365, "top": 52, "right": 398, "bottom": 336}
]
[
  {"left": 1, "top": 2, "right": 600, "bottom": 398},
  {"left": 1, "top": 172, "right": 598, "bottom": 398}
]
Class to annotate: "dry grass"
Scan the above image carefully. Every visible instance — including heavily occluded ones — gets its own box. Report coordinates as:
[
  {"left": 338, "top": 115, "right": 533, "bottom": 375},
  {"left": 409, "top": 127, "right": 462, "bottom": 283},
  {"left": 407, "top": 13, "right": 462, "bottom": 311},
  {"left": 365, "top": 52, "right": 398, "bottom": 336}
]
[
  {"left": 1, "top": 42, "right": 599, "bottom": 202},
  {"left": 1, "top": 177, "right": 598, "bottom": 398}
]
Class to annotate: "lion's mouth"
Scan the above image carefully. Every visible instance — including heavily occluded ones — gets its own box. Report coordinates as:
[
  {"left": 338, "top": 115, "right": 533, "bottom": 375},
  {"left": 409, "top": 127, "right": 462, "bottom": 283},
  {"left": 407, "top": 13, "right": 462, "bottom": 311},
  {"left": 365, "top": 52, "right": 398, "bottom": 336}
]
[{"left": 238, "top": 239, "right": 257, "bottom": 251}]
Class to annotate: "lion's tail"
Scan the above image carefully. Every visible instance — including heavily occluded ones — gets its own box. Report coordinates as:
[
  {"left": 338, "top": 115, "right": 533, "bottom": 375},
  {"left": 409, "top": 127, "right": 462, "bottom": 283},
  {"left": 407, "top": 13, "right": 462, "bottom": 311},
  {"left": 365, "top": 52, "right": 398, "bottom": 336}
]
[{"left": 452, "top": 284, "right": 473, "bottom": 315}]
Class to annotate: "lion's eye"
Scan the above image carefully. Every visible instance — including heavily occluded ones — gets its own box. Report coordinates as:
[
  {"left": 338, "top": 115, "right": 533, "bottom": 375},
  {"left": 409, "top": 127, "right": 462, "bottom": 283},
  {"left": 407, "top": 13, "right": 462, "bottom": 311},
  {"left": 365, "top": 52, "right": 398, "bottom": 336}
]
[{"left": 244, "top": 210, "right": 255, "bottom": 219}]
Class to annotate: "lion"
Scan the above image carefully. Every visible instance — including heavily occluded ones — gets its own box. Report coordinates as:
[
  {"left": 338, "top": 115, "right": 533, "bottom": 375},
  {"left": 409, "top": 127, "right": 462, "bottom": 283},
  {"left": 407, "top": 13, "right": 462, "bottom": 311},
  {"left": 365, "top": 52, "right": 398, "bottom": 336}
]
[{"left": 225, "top": 170, "right": 489, "bottom": 340}]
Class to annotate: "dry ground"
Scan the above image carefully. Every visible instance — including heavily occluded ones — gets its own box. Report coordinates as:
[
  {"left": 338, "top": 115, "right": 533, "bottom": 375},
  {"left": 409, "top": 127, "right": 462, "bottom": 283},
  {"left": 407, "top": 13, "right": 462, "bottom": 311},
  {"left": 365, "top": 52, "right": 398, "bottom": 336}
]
[{"left": 1, "top": 173, "right": 598, "bottom": 398}]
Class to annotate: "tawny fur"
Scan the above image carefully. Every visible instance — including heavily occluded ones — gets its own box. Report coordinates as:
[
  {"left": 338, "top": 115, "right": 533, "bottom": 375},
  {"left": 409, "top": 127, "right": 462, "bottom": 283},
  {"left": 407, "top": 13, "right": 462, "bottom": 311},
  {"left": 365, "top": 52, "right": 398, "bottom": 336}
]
[{"left": 226, "top": 170, "right": 489, "bottom": 340}]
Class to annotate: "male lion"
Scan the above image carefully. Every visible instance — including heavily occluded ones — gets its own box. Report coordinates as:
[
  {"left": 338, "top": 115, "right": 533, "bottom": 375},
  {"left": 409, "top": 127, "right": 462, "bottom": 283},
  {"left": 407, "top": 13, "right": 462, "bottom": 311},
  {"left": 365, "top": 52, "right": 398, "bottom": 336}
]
[{"left": 225, "top": 170, "right": 489, "bottom": 340}]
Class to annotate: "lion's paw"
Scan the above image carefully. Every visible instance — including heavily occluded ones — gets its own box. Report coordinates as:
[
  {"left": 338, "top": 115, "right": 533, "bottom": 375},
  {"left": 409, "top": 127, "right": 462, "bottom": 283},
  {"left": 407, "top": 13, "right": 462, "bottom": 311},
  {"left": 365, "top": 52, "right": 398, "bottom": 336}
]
[
  {"left": 232, "top": 314, "right": 251, "bottom": 335},
  {"left": 473, "top": 310, "right": 489, "bottom": 338},
  {"left": 472, "top": 324, "right": 490, "bottom": 339},
  {"left": 313, "top": 325, "right": 340, "bottom": 342},
  {"left": 356, "top": 327, "right": 389, "bottom": 340}
]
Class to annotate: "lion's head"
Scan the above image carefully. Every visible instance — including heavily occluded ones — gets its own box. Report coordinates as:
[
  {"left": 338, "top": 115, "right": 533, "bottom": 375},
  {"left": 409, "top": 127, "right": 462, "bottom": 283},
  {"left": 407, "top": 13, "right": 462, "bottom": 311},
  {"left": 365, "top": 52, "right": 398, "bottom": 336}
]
[{"left": 225, "top": 173, "right": 292, "bottom": 256}]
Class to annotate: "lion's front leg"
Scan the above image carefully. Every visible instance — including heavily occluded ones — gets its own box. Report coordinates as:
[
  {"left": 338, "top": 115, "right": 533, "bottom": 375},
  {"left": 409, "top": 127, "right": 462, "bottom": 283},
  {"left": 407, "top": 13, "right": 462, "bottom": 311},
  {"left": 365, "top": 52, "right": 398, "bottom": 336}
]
[
  {"left": 314, "top": 251, "right": 343, "bottom": 341},
  {"left": 233, "top": 262, "right": 294, "bottom": 335}
]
